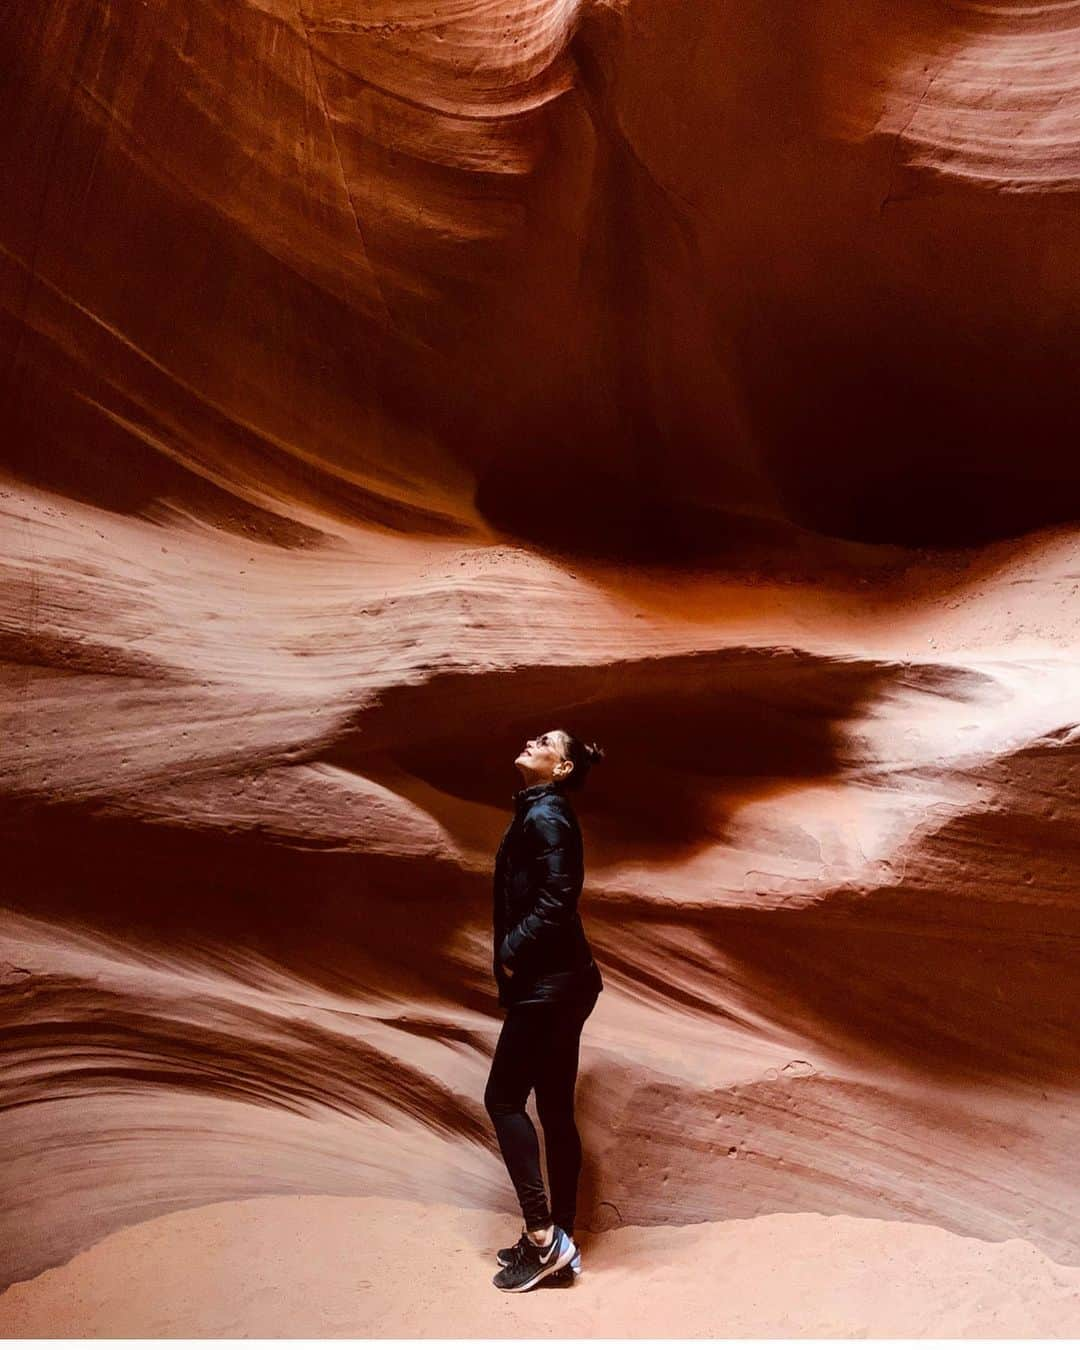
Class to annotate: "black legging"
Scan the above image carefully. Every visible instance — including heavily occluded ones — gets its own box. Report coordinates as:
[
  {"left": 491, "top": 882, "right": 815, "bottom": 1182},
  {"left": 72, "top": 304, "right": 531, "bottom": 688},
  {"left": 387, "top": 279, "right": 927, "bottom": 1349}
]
[{"left": 483, "top": 991, "right": 598, "bottom": 1233}]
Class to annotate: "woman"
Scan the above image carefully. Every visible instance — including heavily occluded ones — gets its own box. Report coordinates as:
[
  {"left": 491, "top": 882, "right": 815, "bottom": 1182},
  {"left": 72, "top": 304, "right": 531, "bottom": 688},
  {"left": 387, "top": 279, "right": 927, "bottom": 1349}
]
[{"left": 485, "top": 727, "right": 605, "bottom": 1292}]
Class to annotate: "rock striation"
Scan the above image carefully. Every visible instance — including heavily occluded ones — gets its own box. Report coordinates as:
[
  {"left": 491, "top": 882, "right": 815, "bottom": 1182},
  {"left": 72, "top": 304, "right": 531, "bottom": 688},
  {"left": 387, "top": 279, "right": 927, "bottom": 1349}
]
[{"left": 2, "top": 0, "right": 1080, "bottom": 1300}]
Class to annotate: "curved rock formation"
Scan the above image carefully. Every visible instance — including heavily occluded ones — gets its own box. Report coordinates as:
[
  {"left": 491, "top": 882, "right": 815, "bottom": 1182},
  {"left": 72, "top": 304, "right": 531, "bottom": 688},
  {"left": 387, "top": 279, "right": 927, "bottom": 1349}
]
[{"left": 3, "top": 0, "right": 1080, "bottom": 1307}]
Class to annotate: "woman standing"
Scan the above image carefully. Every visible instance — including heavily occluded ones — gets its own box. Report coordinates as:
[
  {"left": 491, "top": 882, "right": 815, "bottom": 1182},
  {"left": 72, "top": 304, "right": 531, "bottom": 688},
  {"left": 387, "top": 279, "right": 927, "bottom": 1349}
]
[{"left": 485, "top": 728, "right": 605, "bottom": 1292}]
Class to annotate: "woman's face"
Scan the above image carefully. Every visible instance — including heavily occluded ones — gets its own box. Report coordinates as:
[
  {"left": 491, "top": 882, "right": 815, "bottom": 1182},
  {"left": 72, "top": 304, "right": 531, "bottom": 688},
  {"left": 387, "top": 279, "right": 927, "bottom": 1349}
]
[{"left": 515, "top": 729, "right": 571, "bottom": 784}]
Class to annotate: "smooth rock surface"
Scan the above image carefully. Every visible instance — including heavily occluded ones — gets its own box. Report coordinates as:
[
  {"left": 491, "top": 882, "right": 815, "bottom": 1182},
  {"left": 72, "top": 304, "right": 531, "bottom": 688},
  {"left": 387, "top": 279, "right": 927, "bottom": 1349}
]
[{"left": 3, "top": 0, "right": 1080, "bottom": 1329}]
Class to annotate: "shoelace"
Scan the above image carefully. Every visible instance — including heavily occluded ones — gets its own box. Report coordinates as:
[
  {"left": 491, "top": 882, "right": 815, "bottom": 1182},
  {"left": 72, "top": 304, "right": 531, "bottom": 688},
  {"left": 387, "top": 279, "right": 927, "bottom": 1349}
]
[{"left": 511, "top": 1234, "right": 551, "bottom": 1272}]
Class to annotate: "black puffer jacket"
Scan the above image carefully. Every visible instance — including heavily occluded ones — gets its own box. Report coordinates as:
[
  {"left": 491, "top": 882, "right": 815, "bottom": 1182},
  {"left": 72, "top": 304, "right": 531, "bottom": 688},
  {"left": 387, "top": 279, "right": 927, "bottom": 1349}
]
[{"left": 492, "top": 780, "right": 603, "bottom": 1008}]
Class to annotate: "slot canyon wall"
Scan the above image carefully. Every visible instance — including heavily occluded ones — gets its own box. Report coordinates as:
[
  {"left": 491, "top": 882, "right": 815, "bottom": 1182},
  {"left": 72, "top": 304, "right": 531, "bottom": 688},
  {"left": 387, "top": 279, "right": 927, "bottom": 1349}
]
[{"left": 3, "top": 0, "right": 1080, "bottom": 1294}]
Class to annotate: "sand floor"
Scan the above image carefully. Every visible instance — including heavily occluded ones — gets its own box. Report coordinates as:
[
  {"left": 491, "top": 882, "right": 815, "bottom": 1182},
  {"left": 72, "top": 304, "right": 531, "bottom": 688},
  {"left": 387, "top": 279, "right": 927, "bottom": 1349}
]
[{"left": 2, "top": 1193, "right": 1079, "bottom": 1338}]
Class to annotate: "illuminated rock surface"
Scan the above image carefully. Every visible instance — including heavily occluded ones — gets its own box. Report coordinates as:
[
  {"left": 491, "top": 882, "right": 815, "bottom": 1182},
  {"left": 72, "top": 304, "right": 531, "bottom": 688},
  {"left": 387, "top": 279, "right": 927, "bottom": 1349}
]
[{"left": 3, "top": 0, "right": 1080, "bottom": 1326}]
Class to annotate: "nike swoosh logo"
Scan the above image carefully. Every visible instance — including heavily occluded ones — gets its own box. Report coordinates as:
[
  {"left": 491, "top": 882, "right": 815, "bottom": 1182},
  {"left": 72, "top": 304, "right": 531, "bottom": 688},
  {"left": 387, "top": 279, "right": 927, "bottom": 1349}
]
[{"left": 539, "top": 1242, "right": 558, "bottom": 1265}]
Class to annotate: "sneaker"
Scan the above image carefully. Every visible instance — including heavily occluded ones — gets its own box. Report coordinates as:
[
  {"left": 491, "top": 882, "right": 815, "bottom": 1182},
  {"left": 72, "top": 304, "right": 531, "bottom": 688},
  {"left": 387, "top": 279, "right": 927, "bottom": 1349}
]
[
  {"left": 492, "top": 1225, "right": 577, "bottom": 1292},
  {"left": 497, "top": 1234, "right": 582, "bottom": 1277},
  {"left": 496, "top": 1232, "right": 530, "bottom": 1268}
]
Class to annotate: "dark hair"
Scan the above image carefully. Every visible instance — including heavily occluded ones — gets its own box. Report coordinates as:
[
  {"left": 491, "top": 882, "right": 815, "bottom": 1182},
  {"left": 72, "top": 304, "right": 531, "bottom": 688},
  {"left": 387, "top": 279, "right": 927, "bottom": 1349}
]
[{"left": 558, "top": 730, "right": 605, "bottom": 791}]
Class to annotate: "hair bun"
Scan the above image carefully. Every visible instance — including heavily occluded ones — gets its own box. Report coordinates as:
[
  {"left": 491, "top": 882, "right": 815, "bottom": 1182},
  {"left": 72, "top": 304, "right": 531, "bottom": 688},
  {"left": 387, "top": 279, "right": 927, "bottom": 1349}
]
[{"left": 585, "top": 741, "right": 605, "bottom": 763}]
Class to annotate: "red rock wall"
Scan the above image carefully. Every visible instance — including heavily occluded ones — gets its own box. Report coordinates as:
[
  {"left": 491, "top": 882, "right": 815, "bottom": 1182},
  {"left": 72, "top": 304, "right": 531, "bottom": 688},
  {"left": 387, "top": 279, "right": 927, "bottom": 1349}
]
[{"left": 3, "top": 0, "right": 1080, "bottom": 1289}]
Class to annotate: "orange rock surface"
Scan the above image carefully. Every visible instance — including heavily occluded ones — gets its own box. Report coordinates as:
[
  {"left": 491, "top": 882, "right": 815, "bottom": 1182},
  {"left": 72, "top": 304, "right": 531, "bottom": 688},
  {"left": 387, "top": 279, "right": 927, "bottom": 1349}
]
[{"left": 2, "top": 0, "right": 1080, "bottom": 1322}]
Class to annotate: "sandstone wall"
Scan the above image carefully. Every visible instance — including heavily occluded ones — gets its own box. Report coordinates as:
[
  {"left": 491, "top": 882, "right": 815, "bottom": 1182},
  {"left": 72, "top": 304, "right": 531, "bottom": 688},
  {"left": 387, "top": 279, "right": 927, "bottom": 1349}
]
[{"left": 3, "top": 0, "right": 1079, "bottom": 1289}]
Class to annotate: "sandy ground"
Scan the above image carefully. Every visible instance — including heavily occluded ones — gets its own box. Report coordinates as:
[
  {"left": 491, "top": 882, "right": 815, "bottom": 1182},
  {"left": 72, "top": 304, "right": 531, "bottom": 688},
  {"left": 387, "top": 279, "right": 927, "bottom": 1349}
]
[{"left": 1, "top": 1193, "right": 1079, "bottom": 1338}]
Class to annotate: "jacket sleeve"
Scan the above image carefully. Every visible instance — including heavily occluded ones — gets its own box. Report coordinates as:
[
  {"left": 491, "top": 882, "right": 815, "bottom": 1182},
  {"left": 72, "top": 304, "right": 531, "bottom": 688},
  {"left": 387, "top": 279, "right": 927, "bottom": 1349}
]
[{"left": 497, "top": 807, "right": 580, "bottom": 968}]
